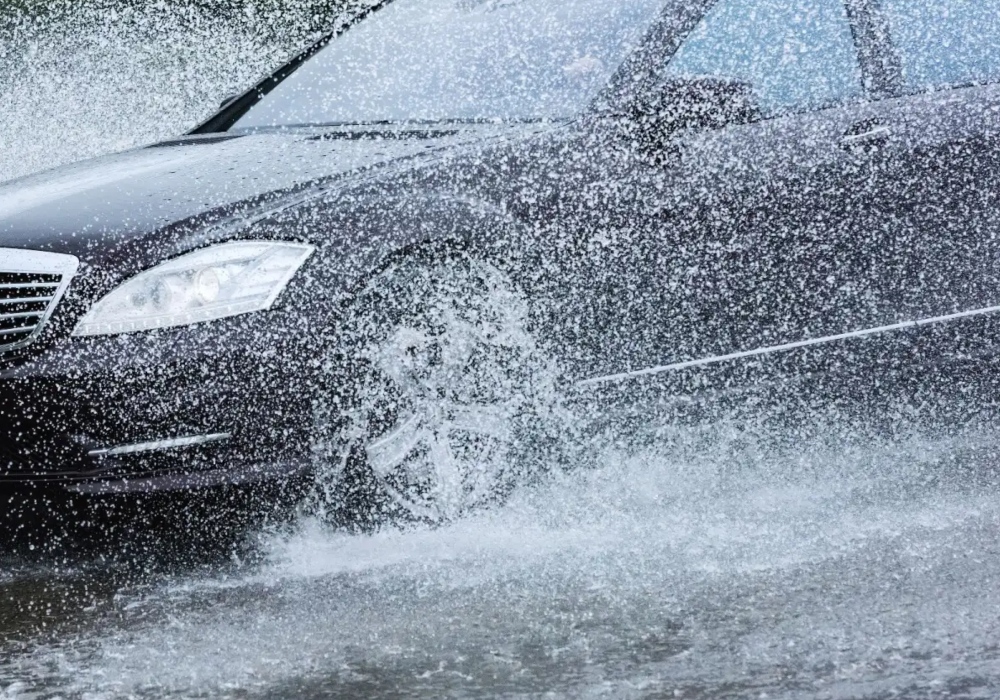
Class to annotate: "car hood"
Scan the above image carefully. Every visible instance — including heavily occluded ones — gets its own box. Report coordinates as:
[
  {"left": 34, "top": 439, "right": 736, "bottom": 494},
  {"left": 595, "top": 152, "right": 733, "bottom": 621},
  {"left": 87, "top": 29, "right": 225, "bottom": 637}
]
[{"left": 0, "top": 124, "right": 537, "bottom": 259}]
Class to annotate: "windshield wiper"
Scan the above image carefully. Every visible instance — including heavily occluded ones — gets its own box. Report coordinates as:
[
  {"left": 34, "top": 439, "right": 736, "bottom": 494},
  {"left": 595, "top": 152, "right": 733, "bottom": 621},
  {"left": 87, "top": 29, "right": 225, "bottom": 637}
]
[{"left": 228, "top": 117, "right": 570, "bottom": 141}]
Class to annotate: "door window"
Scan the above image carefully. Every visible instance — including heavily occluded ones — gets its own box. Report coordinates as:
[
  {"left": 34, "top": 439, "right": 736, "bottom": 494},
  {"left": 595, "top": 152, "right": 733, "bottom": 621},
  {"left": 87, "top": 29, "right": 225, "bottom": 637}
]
[
  {"left": 883, "top": 0, "right": 1000, "bottom": 92},
  {"left": 662, "top": 0, "right": 864, "bottom": 118}
]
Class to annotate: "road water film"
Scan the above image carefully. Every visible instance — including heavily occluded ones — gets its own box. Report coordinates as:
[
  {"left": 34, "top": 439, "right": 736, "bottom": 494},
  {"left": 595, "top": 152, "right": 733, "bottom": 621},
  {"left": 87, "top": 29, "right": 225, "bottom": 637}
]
[{"left": 4, "top": 3, "right": 1000, "bottom": 698}]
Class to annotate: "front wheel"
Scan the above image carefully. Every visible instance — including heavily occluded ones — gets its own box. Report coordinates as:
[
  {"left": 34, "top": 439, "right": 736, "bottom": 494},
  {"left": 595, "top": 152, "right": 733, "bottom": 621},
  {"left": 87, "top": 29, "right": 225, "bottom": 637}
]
[{"left": 313, "top": 253, "right": 565, "bottom": 526}]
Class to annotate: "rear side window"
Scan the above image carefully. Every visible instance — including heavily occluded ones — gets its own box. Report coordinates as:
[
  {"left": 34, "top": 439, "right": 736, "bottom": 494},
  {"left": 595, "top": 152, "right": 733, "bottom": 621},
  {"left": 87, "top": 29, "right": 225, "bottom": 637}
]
[
  {"left": 662, "top": 0, "right": 864, "bottom": 118},
  {"left": 883, "top": 0, "right": 1000, "bottom": 92}
]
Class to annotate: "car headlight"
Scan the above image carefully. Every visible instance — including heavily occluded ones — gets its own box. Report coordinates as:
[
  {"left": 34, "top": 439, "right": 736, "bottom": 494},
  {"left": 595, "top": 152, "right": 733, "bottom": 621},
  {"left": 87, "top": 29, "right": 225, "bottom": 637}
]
[{"left": 73, "top": 241, "right": 314, "bottom": 337}]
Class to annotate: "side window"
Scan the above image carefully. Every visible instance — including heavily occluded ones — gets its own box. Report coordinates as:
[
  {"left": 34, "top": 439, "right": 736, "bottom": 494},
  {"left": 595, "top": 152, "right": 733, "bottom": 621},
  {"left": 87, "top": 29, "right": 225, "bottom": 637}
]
[
  {"left": 883, "top": 0, "right": 1000, "bottom": 92},
  {"left": 662, "top": 0, "right": 864, "bottom": 118}
]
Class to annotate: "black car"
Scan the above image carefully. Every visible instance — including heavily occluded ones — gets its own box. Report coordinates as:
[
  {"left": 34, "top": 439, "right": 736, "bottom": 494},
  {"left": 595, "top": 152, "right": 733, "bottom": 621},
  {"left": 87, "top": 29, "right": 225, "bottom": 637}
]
[{"left": 3, "top": 0, "right": 1000, "bottom": 523}]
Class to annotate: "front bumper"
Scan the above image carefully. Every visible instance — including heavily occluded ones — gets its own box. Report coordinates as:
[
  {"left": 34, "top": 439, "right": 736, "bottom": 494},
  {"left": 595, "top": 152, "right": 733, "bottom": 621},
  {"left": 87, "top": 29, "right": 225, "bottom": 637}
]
[{"left": 0, "top": 311, "right": 320, "bottom": 494}]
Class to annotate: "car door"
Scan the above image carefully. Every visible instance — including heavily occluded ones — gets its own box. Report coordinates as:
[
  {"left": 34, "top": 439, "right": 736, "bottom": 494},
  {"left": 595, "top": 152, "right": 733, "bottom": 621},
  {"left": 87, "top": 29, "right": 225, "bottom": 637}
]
[
  {"left": 565, "top": 0, "right": 892, "bottom": 384},
  {"left": 839, "top": 0, "right": 1000, "bottom": 327}
]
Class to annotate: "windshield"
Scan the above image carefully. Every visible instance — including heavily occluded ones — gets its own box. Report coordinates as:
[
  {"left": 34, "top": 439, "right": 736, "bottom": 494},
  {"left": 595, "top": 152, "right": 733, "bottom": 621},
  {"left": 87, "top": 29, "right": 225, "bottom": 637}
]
[{"left": 233, "top": 0, "right": 667, "bottom": 128}]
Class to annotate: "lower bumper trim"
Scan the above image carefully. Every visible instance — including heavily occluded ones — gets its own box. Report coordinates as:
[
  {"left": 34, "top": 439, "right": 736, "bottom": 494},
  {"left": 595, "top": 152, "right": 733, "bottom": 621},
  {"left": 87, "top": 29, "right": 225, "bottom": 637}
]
[{"left": 87, "top": 432, "right": 232, "bottom": 458}]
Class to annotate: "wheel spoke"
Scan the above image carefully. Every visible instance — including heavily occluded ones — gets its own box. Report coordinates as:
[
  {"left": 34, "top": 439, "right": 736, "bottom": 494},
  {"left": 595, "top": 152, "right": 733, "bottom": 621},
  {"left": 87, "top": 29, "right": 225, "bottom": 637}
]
[
  {"left": 365, "top": 413, "right": 426, "bottom": 477},
  {"left": 427, "top": 429, "right": 466, "bottom": 519},
  {"left": 319, "top": 254, "right": 560, "bottom": 524}
]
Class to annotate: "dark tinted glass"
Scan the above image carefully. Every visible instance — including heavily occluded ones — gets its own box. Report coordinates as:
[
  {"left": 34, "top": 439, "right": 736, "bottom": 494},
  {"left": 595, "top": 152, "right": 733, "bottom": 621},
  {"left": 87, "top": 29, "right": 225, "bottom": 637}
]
[
  {"left": 884, "top": 0, "right": 1000, "bottom": 92},
  {"left": 662, "top": 0, "right": 863, "bottom": 118}
]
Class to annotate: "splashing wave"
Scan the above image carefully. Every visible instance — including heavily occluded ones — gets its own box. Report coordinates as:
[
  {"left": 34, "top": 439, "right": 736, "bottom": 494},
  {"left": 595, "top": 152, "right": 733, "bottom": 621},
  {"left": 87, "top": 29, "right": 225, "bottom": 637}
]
[
  {"left": 3, "top": 3, "right": 1000, "bottom": 698},
  {"left": 0, "top": 0, "right": 340, "bottom": 183}
]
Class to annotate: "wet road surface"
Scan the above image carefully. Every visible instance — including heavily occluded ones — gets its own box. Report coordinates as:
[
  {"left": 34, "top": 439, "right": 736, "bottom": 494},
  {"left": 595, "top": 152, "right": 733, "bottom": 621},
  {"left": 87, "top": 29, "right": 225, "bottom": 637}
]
[{"left": 3, "top": 429, "right": 1000, "bottom": 699}]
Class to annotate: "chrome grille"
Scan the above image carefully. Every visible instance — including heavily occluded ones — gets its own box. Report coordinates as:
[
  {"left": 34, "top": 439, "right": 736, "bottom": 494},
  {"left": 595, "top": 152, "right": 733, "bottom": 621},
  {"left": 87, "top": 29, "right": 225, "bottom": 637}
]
[{"left": 0, "top": 249, "right": 79, "bottom": 354}]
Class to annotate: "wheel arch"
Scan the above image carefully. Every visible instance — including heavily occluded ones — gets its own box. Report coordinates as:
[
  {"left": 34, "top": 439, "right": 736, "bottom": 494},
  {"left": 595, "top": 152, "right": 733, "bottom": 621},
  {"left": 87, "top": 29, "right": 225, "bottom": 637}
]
[
  {"left": 289, "top": 188, "right": 540, "bottom": 368},
  {"left": 317, "top": 189, "right": 537, "bottom": 318}
]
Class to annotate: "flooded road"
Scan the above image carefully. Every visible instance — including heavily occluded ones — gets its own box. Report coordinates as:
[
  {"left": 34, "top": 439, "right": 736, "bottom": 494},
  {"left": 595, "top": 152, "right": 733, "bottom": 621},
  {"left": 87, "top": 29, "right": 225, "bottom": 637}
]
[
  {"left": 4, "top": 4, "right": 1000, "bottom": 698},
  {"left": 3, "top": 430, "right": 1000, "bottom": 698}
]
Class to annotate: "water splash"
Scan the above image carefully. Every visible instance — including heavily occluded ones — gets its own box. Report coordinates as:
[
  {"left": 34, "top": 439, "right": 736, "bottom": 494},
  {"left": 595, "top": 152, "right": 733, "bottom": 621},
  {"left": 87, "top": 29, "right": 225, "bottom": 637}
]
[
  {"left": 0, "top": 0, "right": 339, "bottom": 183},
  {"left": 5, "top": 424, "right": 1000, "bottom": 697},
  {"left": 3, "top": 2, "right": 1000, "bottom": 698}
]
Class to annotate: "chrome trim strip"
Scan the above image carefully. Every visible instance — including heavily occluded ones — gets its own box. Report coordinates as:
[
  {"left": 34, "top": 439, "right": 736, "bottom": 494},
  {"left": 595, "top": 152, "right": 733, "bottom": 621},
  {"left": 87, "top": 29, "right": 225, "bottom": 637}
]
[
  {"left": 0, "top": 296, "right": 54, "bottom": 305},
  {"left": 0, "top": 327, "right": 33, "bottom": 337},
  {"left": 841, "top": 125, "right": 892, "bottom": 146},
  {"left": 0, "top": 248, "right": 79, "bottom": 353},
  {"left": 88, "top": 432, "right": 232, "bottom": 458},
  {"left": 0, "top": 311, "right": 44, "bottom": 320},
  {"left": 577, "top": 302, "right": 1000, "bottom": 388},
  {"left": 0, "top": 282, "right": 61, "bottom": 289}
]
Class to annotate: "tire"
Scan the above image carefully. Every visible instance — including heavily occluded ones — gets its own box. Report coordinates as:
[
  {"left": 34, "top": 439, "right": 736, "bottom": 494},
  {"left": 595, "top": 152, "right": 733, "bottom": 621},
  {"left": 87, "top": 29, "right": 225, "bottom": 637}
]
[{"left": 312, "top": 252, "right": 565, "bottom": 526}]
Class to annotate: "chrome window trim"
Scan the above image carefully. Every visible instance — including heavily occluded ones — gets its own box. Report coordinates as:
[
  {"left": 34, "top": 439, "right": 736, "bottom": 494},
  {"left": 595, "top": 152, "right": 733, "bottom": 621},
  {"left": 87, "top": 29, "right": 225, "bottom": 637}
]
[{"left": 0, "top": 248, "right": 80, "bottom": 354}]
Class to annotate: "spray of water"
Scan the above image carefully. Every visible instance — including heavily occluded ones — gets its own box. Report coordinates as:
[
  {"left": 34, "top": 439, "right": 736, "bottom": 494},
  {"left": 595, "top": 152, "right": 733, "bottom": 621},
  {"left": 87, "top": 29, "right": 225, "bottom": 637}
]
[
  {"left": 0, "top": 0, "right": 343, "bottom": 183},
  {"left": 3, "top": 3, "right": 1000, "bottom": 698}
]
